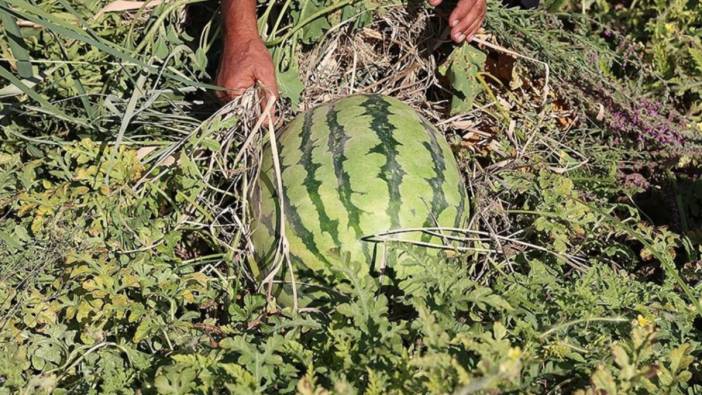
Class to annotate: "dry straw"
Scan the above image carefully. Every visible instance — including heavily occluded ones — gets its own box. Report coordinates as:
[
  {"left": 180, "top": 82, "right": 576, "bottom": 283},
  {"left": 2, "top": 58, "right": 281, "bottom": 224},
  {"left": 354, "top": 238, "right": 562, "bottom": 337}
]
[{"left": 142, "top": 6, "right": 578, "bottom": 310}]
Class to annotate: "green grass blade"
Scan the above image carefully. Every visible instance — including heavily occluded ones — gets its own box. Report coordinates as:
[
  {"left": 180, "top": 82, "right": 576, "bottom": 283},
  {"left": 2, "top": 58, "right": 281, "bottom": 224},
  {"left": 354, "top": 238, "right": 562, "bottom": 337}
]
[
  {"left": 62, "top": 64, "right": 97, "bottom": 122},
  {"left": 1, "top": 1, "right": 221, "bottom": 97},
  {"left": 0, "top": 63, "right": 85, "bottom": 125},
  {"left": 1, "top": 0, "right": 144, "bottom": 67},
  {"left": 0, "top": 0, "right": 32, "bottom": 79}
]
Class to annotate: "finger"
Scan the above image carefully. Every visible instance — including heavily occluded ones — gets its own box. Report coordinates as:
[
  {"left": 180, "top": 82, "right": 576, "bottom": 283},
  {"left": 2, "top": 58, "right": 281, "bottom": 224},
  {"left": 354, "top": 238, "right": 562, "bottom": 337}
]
[
  {"left": 221, "top": 69, "right": 258, "bottom": 102},
  {"left": 465, "top": 6, "right": 487, "bottom": 40},
  {"left": 215, "top": 88, "right": 235, "bottom": 103},
  {"left": 214, "top": 89, "right": 227, "bottom": 102},
  {"left": 462, "top": 7, "right": 486, "bottom": 41},
  {"left": 258, "top": 74, "right": 279, "bottom": 100},
  {"left": 216, "top": 85, "right": 248, "bottom": 103},
  {"left": 255, "top": 68, "right": 279, "bottom": 103},
  {"left": 253, "top": 74, "right": 278, "bottom": 125},
  {"left": 258, "top": 93, "right": 278, "bottom": 126},
  {"left": 448, "top": 0, "right": 476, "bottom": 28},
  {"left": 254, "top": 58, "right": 279, "bottom": 92},
  {"left": 215, "top": 71, "right": 250, "bottom": 102},
  {"left": 450, "top": 2, "right": 485, "bottom": 42},
  {"left": 427, "top": 0, "right": 442, "bottom": 6},
  {"left": 258, "top": 88, "right": 277, "bottom": 113},
  {"left": 214, "top": 75, "right": 231, "bottom": 103},
  {"left": 451, "top": 16, "right": 473, "bottom": 42},
  {"left": 462, "top": 20, "right": 482, "bottom": 42}
]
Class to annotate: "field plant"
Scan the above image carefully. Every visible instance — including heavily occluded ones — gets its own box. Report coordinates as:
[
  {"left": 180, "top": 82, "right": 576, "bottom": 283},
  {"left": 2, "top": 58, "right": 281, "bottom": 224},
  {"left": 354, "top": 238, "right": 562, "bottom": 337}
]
[
  {"left": 0, "top": 0, "right": 701, "bottom": 393},
  {"left": 546, "top": 0, "right": 702, "bottom": 121}
]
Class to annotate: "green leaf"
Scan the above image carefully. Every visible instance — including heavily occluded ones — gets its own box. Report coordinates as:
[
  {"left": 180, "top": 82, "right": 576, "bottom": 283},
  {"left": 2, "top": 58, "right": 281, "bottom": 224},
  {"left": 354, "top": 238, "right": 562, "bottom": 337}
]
[
  {"left": 133, "top": 318, "right": 153, "bottom": 343},
  {"left": 0, "top": 64, "right": 86, "bottom": 126},
  {"left": 611, "top": 344, "right": 629, "bottom": 368},
  {"left": 0, "top": 0, "right": 219, "bottom": 92},
  {"left": 545, "top": 0, "right": 569, "bottom": 11},
  {"left": 278, "top": 67, "right": 304, "bottom": 108},
  {"left": 299, "top": 0, "right": 331, "bottom": 44},
  {"left": 689, "top": 47, "right": 702, "bottom": 74},
  {"left": 591, "top": 366, "right": 617, "bottom": 394},
  {"left": 0, "top": 1, "right": 33, "bottom": 79},
  {"left": 0, "top": 229, "right": 22, "bottom": 251},
  {"left": 200, "top": 138, "right": 221, "bottom": 151},
  {"left": 29, "top": 340, "right": 64, "bottom": 371},
  {"left": 669, "top": 343, "right": 693, "bottom": 373},
  {"left": 154, "top": 367, "right": 197, "bottom": 395},
  {"left": 439, "top": 45, "right": 486, "bottom": 115}
]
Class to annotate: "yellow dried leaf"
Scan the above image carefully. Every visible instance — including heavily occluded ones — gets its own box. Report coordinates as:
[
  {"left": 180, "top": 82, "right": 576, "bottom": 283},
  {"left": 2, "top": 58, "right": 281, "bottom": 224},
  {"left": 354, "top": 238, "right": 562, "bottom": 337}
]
[
  {"left": 181, "top": 290, "right": 194, "bottom": 303},
  {"left": 112, "top": 294, "right": 130, "bottom": 307},
  {"left": 121, "top": 274, "right": 140, "bottom": 288},
  {"left": 186, "top": 272, "right": 209, "bottom": 287},
  {"left": 76, "top": 300, "right": 93, "bottom": 321},
  {"left": 70, "top": 265, "right": 93, "bottom": 278}
]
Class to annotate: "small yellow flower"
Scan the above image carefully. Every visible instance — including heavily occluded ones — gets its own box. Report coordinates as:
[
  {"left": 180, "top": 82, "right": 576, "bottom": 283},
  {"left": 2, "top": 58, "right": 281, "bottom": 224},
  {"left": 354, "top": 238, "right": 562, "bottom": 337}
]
[
  {"left": 696, "top": 122, "right": 702, "bottom": 133},
  {"left": 636, "top": 314, "right": 652, "bottom": 327},
  {"left": 665, "top": 23, "right": 676, "bottom": 34},
  {"left": 508, "top": 347, "right": 522, "bottom": 359}
]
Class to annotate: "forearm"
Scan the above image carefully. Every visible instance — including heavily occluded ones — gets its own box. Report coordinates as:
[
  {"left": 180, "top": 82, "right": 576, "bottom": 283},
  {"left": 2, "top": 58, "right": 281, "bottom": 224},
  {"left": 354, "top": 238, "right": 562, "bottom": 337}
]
[
  {"left": 222, "top": 0, "right": 259, "bottom": 39},
  {"left": 217, "top": 0, "right": 278, "bottom": 103}
]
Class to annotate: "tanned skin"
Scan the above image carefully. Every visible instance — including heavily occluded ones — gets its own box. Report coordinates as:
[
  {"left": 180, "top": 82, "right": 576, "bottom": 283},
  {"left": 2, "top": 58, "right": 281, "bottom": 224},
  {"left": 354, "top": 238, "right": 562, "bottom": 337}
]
[
  {"left": 215, "top": 0, "right": 278, "bottom": 104},
  {"left": 216, "top": 0, "right": 487, "bottom": 104}
]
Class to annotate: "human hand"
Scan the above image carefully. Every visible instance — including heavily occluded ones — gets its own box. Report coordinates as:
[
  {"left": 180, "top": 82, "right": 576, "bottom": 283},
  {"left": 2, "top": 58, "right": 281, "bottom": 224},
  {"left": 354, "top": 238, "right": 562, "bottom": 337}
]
[
  {"left": 215, "top": 32, "right": 279, "bottom": 108},
  {"left": 427, "top": 0, "right": 487, "bottom": 43}
]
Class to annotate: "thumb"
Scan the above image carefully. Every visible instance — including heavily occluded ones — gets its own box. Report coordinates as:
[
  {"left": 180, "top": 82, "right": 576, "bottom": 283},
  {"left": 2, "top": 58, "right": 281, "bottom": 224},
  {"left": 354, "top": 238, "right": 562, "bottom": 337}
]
[
  {"left": 255, "top": 69, "right": 280, "bottom": 102},
  {"left": 255, "top": 69, "right": 280, "bottom": 124}
]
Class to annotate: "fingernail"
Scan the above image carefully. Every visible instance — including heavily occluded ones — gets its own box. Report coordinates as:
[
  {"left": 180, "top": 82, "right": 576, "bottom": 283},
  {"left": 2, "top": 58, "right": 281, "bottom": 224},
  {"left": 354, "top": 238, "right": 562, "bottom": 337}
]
[
  {"left": 450, "top": 19, "right": 458, "bottom": 27},
  {"left": 455, "top": 33, "right": 465, "bottom": 42}
]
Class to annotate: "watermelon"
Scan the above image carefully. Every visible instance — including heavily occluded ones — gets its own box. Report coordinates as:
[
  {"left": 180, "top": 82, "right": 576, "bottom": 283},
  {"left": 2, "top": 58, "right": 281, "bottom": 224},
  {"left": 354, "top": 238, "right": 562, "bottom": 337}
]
[{"left": 251, "top": 94, "right": 469, "bottom": 281}]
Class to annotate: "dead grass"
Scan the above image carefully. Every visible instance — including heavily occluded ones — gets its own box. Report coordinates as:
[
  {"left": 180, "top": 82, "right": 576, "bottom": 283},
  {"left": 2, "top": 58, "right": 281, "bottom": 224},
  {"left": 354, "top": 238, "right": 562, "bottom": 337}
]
[{"left": 142, "top": 5, "right": 583, "bottom": 302}]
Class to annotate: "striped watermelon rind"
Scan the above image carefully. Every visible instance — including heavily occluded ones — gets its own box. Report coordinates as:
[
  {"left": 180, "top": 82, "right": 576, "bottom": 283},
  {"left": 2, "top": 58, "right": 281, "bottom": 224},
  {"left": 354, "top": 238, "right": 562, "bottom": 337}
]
[{"left": 251, "top": 94, "right": 469, "bottom": 284}]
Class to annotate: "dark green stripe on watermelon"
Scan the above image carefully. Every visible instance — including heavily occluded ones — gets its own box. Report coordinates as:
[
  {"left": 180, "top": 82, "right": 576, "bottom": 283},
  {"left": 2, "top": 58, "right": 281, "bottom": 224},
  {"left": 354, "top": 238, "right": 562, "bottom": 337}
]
[
  {"left": 299, "top": 109, "right": 341, "bottom": 246},
  {"left": 362, "top": 94, "right": 406, "bottom": 229},
  {"left": 277, "top": 151, "right": 333, "bottom": 268},
  {"left": 419, "top": 118, "right": 449, "bottom": 241},
  {"left": 259, "top": 210, "right": 275, "bottom": 237},
  {"left": 254, "top": 173, "right": 280, "bottom": 266},
  {"left": 326, "top": 102, "right": 371, "bottom": 261},
  {"left": 453, "top": 155, "right": 467, "bottom": 228}
]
